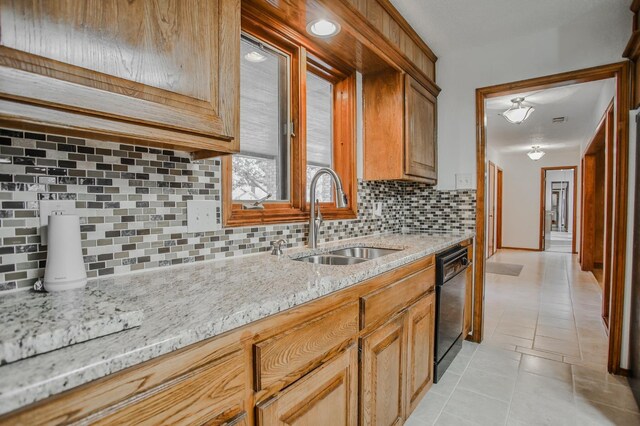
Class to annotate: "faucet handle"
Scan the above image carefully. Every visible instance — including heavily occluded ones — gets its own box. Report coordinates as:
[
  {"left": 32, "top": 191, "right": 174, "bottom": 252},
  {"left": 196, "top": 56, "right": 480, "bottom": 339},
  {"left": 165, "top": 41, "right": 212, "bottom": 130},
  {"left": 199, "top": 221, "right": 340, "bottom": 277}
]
[{"left": 270, "top": 239, "right": 287, "bottom": 256}]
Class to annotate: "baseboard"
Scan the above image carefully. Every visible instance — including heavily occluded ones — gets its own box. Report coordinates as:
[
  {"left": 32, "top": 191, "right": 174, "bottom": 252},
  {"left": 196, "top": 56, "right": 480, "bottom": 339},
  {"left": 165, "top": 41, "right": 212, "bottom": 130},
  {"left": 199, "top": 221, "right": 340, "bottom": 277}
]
[{"left": 500, "top": 246, "right": 541, "bottom": 252}]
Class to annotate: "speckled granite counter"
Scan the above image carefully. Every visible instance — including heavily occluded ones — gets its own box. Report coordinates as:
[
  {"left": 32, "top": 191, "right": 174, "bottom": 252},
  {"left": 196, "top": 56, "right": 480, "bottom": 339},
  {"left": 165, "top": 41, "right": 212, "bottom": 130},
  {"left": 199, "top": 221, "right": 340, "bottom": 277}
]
[{"left": 0, "top": 232, "right": 473, "bottom": 415}]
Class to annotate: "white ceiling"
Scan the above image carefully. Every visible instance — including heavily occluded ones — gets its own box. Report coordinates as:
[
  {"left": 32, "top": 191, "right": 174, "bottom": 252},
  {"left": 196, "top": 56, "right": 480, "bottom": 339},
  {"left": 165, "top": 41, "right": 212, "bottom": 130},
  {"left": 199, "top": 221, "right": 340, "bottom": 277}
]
[
  {"left": 485, "top": 79, "right": 613, "bottom": 154},
  {"left": 389, "top": 0, "right": 628, "bottom": 55}
]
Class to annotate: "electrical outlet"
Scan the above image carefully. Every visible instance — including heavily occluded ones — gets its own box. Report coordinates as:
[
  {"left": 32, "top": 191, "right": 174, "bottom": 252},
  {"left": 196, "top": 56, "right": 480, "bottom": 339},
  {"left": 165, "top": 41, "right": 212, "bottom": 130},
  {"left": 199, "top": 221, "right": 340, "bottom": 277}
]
[
  {"left": 39, "top": 200, "right": 77, "bottom": 245},
  {"left": 187, "top": 200, "right": 220, "bottom": 233},
  {"left": 373, "top": 202, "right": 383, "bottom": 217},
  {"left": 455, "top": 173, "right": 473, "bottom": 189}
]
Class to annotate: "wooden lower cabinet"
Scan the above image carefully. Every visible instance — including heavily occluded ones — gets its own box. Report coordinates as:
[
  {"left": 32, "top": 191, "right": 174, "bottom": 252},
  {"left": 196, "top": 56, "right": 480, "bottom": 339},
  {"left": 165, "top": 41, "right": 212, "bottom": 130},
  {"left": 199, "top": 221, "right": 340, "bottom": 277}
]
[
  {"left": 256, "top": 346, "right": 358, "bottom": 426},
  {"left": 360, "top": 292, "right": 436, "bottom": 426},
  {"left": 405, "top": 293, "right": 435, "bottom": 417},
  {"left": 360, "top": 314, "right": 406, "bottom": 426},
  {"left": 0, "top": 255, "right": 440, "bottom": 426}
]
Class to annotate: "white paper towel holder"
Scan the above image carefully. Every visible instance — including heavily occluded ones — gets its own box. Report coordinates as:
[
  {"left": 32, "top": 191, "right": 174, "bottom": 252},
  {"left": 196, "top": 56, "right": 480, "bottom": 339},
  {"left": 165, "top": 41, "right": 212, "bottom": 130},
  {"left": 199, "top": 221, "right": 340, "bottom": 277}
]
[{"left": 43, "top": 212, "right": 87, "bottom": 292}]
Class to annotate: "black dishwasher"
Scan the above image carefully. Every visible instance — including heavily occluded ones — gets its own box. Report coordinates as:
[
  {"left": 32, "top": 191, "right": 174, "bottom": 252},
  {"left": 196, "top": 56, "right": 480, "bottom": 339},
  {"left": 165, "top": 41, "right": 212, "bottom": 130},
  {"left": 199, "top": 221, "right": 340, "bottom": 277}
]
[{"left": 434, "top": 245, "right": 470, "bottom": 382}]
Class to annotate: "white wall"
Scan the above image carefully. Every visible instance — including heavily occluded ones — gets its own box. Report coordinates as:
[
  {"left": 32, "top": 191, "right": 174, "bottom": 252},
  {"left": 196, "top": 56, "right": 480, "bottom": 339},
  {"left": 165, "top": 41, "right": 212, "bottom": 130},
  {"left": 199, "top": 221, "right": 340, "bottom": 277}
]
[
  {"left": 545, "top": 169, "right": 575, "bottom": 234},
  {"left": 435, "top": 6, "right": 631, "bottom": 190},
  {"left": 501, "top": 149, "right": 580, "bottom": 249}
]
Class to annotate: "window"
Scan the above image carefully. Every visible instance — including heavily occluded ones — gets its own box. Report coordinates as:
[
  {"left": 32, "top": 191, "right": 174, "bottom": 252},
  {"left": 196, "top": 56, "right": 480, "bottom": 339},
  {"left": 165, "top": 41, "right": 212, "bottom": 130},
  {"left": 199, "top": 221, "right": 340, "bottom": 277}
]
[
  {"left": 222, "top": 19, "right": 357, "bottom": 227},
  {"left": 233, "top": 34, "right": 289, "bottom": 202},
  {"left": 306, "top": 71, "right": 333, "bottom": 202}
]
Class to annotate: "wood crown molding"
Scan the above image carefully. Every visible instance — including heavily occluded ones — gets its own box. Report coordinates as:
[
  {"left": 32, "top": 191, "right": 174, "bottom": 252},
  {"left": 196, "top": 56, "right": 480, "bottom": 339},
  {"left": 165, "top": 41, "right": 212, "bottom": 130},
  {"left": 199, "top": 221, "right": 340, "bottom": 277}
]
[{"left": 375, "top": 0, "right": 438, "bottom": 62}]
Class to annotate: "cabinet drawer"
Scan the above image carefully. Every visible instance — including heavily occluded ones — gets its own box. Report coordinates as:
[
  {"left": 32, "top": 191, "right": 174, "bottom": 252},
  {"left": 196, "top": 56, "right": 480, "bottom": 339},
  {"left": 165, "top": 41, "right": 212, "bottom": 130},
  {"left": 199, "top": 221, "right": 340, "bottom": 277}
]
[
  {"left": 361, "top": 265, "right": 434, "bottom": 331},
  {"left": 91, "top": 350, "right": 247, "bottom": 425},
  {"left": 254, "top": 302, "right": 358, "bottom": 392}
]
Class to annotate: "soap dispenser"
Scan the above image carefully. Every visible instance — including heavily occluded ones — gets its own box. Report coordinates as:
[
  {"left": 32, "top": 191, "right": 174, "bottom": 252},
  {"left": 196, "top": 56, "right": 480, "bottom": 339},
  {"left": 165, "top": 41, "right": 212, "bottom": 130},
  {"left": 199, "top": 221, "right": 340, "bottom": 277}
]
[{"left": 43, "top": 212, "right": 87, "bottom": 292}]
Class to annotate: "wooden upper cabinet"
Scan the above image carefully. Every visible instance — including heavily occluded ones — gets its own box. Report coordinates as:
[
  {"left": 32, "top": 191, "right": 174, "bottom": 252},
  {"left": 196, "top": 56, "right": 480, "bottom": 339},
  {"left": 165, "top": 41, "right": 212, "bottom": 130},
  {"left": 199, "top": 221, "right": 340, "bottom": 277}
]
[
  {"left": 0, "top": 0, "right": 240, "bottom": 158},
  {"left": 256, "top": 346, "right": 358, "bottom": 426},
  {"left": 363, "top": 70, "right": 438, "bottom": 184},
  {"left": 405, "top": 75, "right": 437, "bottom": 181}
]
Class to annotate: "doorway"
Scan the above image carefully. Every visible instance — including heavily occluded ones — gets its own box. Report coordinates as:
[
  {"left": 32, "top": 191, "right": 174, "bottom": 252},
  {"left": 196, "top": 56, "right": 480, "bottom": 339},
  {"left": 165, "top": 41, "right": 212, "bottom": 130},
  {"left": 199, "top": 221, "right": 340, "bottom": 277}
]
[
  {"left": 539, "top": 166, "right": 577, "bottom": 253},
  {"left": 486, "top": 161, "right": 503, "bottom": 259},
  {"left": 474, "top": 62, "right": 630, "bottom": 374}
]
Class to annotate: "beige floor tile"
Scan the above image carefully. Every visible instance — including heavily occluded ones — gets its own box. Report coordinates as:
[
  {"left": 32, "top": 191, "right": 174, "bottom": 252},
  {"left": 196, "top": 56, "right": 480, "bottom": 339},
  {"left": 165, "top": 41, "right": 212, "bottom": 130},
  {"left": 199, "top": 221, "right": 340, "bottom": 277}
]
[
  {"left": 469, "top": 347, "right": 521, "bottom": 379},
  {"left": 446, "top": 353, "right": 472, "bottom": 375},
  {"left": 536, "top": 324, "right": 579, "bottom": 342},
  {"left": 442, "top": 388, "right": 510, "bottom": 426},
  {"left": 533, "top": 335, "right": 581, "bottom": 357},
  {"left": 431, "top": 370, "right": 461, "bottom": 397},
  {"left": 433, "top": 412, "right": 478, "bottom": 426},
  {"left": 574, "top": 376, "right": 640, "bottom": 413},
  {"left": 515, "top": 346, "right": 564, "bottom": 362},
  {"left": 508, "top": 370, "right": 576, "bottom": 425},
  {"left": 572, "top": 364, "right": 629, "bottom": 386},
  {"left": 494, "top": 324, "right": 536, "bottom": 340},
  {"left": 405, "top": 391, "right": 449, "bottom": 426},
  {"left": 457, "top": 366, "right": 517, "bottom": 402},
  {"left": 519, "top": 354, "right": 572, "bottom": 382},
  {"left": 485, "top": 333, "right": 533, "bottom": 351},
  {"left": 574, "top": 398, "right": 640, "bottom": 426},
  {"left": 537, "top": 315, "right": 576, "bottom": 330}
]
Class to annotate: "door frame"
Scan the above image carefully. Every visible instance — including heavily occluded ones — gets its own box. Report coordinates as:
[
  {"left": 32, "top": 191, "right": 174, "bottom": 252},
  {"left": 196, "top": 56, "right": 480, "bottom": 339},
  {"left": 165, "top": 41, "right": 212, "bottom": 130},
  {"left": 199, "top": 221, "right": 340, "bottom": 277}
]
[
  {"left": 538, "top": 166, "right": 578, "bottom": 253},
  {"left": 487, "top": 161, "right": 496, "bottom": 258},
  {"left": 496, "top": 167, "right": 503, "bottom": 250},
  {"left": 473, "top": 62, "right": 630, "bottom": 374}
]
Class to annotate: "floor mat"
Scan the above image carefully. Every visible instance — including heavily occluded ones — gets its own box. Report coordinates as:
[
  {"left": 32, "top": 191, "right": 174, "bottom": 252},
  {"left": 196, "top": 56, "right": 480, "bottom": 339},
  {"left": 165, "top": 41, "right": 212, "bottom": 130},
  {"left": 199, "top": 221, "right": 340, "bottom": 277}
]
[{"left": 486, "top": 262, "right": 524, "bottom": 276}]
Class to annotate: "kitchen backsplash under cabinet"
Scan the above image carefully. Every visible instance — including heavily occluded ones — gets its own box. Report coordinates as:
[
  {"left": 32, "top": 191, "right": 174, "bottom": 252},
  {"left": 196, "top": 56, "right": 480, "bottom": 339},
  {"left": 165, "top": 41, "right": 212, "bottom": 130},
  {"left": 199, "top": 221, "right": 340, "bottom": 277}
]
[{"left": 0, "top": 128, "right": 475, "bottom": 293}]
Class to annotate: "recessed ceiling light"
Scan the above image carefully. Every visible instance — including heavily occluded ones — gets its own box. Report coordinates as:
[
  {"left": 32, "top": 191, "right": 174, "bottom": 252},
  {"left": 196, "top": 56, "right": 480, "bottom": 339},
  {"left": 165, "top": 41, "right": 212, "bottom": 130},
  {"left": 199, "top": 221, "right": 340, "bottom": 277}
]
[
  {"left": 307, "top": 19, "right": 341, "bottom": 38},
  {"left": 244, "top": 51, "right": 267, "bottom": 63}
]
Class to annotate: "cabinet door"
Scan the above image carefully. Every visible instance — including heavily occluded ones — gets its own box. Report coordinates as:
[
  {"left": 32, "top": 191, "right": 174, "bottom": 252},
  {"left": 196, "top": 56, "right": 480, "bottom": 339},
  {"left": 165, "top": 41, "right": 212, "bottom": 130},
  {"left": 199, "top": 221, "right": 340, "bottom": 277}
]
[
  {"left": 92, "top": 349, "right": 247, "bottom": 426},
  {"left": 360, "top": 315, "right": 405, "bottom": 426},
  {"left": 404, "top": 75, "right": 437, "bottom": 181},
  {"left": 405, "top": 293, "right": 435, "bottom": 416},
  {"left": 257, "top": 346, "right": 358, "bottom": 426},
  {"left": 0, "top": 0, "right": 239, "bottom": 155}
]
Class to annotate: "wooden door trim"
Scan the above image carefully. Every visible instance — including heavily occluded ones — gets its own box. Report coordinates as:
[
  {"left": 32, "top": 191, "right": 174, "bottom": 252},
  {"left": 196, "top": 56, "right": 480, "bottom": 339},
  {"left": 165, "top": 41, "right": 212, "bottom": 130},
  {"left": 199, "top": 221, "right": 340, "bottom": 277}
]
[
  {"left": 487, "top": 161, "right": 497, "bottom": 258},
  {"left": 474, "top": 62, "right": 630, "bottom": 375},
  {"left": 496, "top": 168, "right": 503, "bottom": 250},
  {"left": 538, "top": 166, "right": 578, "bottom": 252}
]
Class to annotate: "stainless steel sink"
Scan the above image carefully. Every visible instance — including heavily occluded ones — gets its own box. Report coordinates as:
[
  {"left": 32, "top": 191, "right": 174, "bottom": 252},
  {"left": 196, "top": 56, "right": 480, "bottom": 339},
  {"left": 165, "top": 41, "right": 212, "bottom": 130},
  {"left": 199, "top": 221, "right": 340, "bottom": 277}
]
[
  {"left": 327, "top": 247, "right": 401, "bottom": 260},
  {"left": 296, "top": 254, "right": 367, "bottom": 265},
  {"left": 294, "top": 246, "right": 401, "bottom": 265}
]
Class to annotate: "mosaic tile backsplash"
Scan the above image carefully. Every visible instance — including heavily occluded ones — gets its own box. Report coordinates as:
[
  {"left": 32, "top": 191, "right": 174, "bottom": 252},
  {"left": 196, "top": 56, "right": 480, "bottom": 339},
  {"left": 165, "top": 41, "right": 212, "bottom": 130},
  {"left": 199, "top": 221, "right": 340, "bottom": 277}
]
[{"left": 0, "top": 128, "right": 475, "bottom": 293}]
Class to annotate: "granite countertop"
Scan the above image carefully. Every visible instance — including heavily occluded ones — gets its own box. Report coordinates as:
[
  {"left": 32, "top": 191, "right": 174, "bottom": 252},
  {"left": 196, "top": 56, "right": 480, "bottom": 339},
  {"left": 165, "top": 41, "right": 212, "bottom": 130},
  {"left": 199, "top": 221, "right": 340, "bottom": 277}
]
[{"left": 0, "top": 232, "right": 473, "bottom": 415}]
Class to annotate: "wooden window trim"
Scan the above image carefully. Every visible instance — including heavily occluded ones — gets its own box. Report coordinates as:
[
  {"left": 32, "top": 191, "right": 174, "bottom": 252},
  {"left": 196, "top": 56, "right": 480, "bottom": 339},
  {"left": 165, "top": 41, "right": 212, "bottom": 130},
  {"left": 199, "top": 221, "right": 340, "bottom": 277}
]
[{"left": 223, "top": 16, "right": 357, "bottom": 228}]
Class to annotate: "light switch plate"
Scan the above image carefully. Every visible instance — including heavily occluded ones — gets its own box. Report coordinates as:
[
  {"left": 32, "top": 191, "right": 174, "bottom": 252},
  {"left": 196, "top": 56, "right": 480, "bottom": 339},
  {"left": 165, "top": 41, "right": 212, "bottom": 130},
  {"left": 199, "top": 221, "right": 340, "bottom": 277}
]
[
  {"left": 187, "top": 200, "right": 220, "bottom": 233},
  {"left": 455, "top": 173, "right": 473, "bottom": 189},
  {"left": 39, "top": 200, "right": 77, "bottom": 245}
]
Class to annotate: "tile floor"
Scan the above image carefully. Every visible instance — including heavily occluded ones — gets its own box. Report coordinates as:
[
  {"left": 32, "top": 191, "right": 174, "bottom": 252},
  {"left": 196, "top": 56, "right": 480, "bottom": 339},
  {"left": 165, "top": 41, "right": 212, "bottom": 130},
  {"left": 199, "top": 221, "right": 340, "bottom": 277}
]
[
  {"left": 406, "top": 249, "right": 640, "bottom": 425},
  {"left": 546, "top": 231, "right": 573, "bottom": 253}
]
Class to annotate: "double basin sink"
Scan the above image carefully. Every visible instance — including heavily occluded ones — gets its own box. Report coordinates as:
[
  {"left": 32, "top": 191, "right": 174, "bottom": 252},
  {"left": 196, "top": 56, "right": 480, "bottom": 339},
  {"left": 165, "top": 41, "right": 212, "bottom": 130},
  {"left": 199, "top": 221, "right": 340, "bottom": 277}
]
[{"left": 294, "top": 246, "right": 401, "bottom": 265}]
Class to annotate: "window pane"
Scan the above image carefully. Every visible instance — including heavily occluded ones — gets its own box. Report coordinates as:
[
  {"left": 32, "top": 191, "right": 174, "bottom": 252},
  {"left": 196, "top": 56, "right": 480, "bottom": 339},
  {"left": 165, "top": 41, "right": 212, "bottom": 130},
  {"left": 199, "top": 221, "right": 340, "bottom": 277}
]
[
  {"left": 306, "top": 72, "right": 333, "bottom": 202},
  {"left": 233, "top": 34, "right": 290, "bottom": 201}
]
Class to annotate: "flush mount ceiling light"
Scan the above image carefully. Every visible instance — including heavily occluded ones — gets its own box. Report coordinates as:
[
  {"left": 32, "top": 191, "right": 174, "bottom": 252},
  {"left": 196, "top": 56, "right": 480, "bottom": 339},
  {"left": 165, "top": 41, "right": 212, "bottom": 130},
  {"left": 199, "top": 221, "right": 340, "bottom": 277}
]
[
  {"left": 527, "top": 146, "right": 545, "bottom": 161},
  {"left": 501, "top": 97, "right": 535, "bottom": 124},
  {"left": 306, "top": 19, "right": 341, "bottom": 38},
  {"left": 244, "top": 51, "right": 267, "bottom": 63}
]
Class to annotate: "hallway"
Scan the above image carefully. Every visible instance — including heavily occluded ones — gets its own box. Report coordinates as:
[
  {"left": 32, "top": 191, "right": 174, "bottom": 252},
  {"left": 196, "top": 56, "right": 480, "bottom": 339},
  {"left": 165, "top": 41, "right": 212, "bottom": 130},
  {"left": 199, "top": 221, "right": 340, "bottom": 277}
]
[{"left": 406, "top": 249, "right": 639, "bottom": 425}]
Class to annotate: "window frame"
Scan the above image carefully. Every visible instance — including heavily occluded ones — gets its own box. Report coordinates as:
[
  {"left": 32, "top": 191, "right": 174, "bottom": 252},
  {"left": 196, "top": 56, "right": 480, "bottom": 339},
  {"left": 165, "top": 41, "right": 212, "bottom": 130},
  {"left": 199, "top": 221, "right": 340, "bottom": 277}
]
[{"left": 222, "top": 15, "right": 357, "bottom": 227}]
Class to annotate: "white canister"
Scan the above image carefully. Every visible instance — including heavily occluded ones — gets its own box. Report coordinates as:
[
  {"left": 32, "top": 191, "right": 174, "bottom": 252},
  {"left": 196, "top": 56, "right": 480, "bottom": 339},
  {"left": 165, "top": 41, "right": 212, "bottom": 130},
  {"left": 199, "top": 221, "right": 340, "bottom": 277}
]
[{"left": 43, "top": 213, "right": 87, "bottom": 292}]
